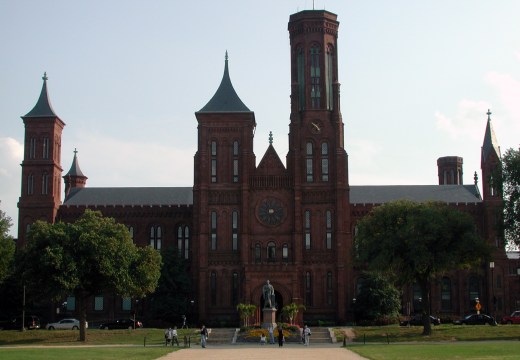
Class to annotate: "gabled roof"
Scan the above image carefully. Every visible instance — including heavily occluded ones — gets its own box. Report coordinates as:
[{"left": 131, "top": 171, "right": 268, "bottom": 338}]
[
  {"left": 481, "top": 110, "right": 501, "bottom": 164},
  {"left": 24, "top": 73, "right": 59, "bottom": 118},
  {"left": 198, "top": 52, "right": 251, "bottom": 113},
  {"left": 256, "top": 144, "right": 286, "bottom": 176},
  {"left": 63, "top": 187, "right": 193, "bottom": 206},
  {"left": 64, "top": 149, "right": 86, "bottom": 178},
  {"left": 350, "top": 185, "right": 482, "bottom": 205}
]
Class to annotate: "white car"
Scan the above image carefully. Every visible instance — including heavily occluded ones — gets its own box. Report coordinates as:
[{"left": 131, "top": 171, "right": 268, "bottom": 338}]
[{"left": 46, "top": 318, "right": 88, "bottom": 330}]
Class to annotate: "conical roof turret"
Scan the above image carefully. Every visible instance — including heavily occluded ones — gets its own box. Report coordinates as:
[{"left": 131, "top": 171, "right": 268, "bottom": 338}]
[
  {"left": 65, "top": 149, "right": 86, "bottom": 177},
  {"left": 198, "top": 52, "right": 250, "bottom": 113},
  {"left": 481, "top": 109, "right": 501, "bottom": 166},
  {"left": 24, "top": 72, "right": 59, "bottom": 118}
]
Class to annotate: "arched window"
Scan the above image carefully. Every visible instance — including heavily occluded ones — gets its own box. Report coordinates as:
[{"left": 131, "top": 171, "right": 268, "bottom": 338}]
[
  {"left": 305, "top": 272, "right": 313, "bottom": 306},
  {"left": 211, "top": 141, "right": 217, "bottom": 183},
  {"left": 321, "top": 142, "right": 329, "bottom": 181},
  {"left": 255, "top": 243, "right": 261, "bottom": 263},
  {"left": 306, "top": 142, "right": 313, "bottom": 182},
  {"left": 325, "top": 210, "right": 332, "bottom": 249},
  {"left": 210, "top": 272, "right": 217, "bottom": 306},
  {"left": 468, "top": 276, "right": 480, "bottom": 304},
  {"left": 310, "top": 45, "right": 321, "bottom": 109},
  {"left": 29, "top": 137, "right": 36, "bottom": 159},
  {"left": 27, "top": 173, "right": 34, "bottom": 195},
  {"left": 325, "top": 45, "right": 334, "bottom": 110},
  {"left": 304, "top": 210, "right": 311, "bottom": 250},
  {"left": 267, "top": 241, "right": 276, "bottom": 261},
  {"left": 327, "top": 272, "right": 333, "bottom": 305},
  {"left": 297, "top": 47, "right": 305, "bottom": 110},
  {"left": 43, "top": 137, "right": 50, "bottom": 159},
  {"left": 232, "top": 210, "right": 239, "bottom": 251},
  {"left": 128, "top": 226, "right": 134, "bottom": 242},
  {"left": 441, "top": 277, "right": 452, "bottom": 310},
  {"left": 233, "top": 141, "right": 239, "bottom": 183},
  {"left": 177, "top": 225, "right": 190, "bottom": 259},
  {"left": 211, "top": 211, "right": 217, "bottom": 250},
  {"left": 232, "top": 272, "right": 239, "bottom": 306},
  {"left": 282, "top": 243, "right": 289, "bottom": 262},
  {"left": 41, "top": 172, "right": 49, "bottom": 195},
  {"left": 149, "top": 225, "right": 162, "bottom": 250}
]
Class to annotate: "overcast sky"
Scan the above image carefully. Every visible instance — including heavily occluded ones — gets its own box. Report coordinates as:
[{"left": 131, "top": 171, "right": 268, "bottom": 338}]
[{"left": 1, "top": 0, "right": 519, "bottom": 237}]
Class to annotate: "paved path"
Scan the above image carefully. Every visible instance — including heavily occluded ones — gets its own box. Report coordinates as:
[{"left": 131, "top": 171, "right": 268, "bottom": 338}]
[{"left": 157, "top": 344, "right": 368, "bottom": 360}]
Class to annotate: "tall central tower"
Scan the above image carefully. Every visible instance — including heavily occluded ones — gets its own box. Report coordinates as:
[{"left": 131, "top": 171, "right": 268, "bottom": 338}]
[{"left": 287, "top": 10, "right": 351, "bottom": 321}]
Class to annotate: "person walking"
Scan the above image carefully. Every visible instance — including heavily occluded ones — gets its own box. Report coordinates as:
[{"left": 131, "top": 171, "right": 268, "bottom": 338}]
[
  {"left": 200, "top": 325, "right": 209, "bottom": 348},
  {"left": 277, "top": 327, "right": 284, "bottom": 347},
  {"left": 268, "top": 324, "right": 275, "bottom": 344},
  {"left": 303, "top": 325, "right": 311, "bottom": 346}
]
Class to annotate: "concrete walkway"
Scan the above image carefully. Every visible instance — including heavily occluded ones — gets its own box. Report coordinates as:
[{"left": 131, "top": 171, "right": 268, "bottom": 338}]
[{"left": 157, "top": 343, "right": 368, "bottom": 360}]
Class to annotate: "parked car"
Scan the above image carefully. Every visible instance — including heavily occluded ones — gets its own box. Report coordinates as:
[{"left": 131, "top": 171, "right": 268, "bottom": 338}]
[
  {"left": 0, "top": 315, "right": 40, "bottom": 330},
  {"left": 99, "top": 318, "right": 143, "bottom": 330},
  {"left": 501, "top": 310, "right": 520, "bottom": 324},
  {"left": 453, "top": 314, "right": 497, "bottom": 325},
  {"left": 400, "top": 314, "right": 441, "bottom": 326},
  {"left": 46, "top": 318, "right": 87, "bottom": 330}
]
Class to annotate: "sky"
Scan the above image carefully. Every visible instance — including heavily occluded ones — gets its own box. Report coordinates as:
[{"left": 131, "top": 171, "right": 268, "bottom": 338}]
[{"left": 1, "top": 0, "right": 519, "bottom": 237}]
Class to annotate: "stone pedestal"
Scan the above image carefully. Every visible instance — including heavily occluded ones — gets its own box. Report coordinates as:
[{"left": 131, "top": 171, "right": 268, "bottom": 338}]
[{"left": 262, "top": 307, "right": 277, "bottom": 329}]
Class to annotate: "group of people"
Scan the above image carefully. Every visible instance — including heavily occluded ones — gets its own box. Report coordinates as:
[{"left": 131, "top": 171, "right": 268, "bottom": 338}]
[
  {"left": 164, "top": 326, "right": 180, "bottom": 346},
  {"left": 261, "top": 324, "right": 311, "bottom": 346}
]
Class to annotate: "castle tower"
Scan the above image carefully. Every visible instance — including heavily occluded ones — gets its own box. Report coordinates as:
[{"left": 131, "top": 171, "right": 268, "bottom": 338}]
[
  {"left": 287, "top": 10, "right": 351, "bottom": 322},
  {"left": 437, "top": 156, "right": 463, "bottom": 185},
  {"left": 193, "top": 52, "right": 256, "bottom": 320},
  {"left": 481, "top": 109, "right": 502, "bottom": 201},
  {"left": 63, "top": 148, "right": 88, "bottom": 199},
  {"left": 17, "top": 73, "right": 65, "bottom": 246}
]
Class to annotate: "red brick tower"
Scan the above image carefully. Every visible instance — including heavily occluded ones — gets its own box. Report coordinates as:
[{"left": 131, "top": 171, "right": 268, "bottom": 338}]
[
  {"left": 17, "top": 73, "right": 65, "bottom": 246},
  {"left": 287, "top": 10, "right": 351, "bottom": 322}
]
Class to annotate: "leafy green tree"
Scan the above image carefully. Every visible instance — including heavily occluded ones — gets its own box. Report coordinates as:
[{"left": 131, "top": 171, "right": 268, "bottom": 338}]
[
  {"left": 353, "top": 272, "right": 401, "bottom": 325},
  {"left": 281, "top": 302, "right": 305, "bottom": 325},
  {"left": 18, "top": 209, "right": 161, "bottom": 341},
  {"left": 148, "top": 247, "right": 192, "bottom": 325},
  {"left": 237, "top": 303, "right": 256, "bottom": 327},
  {"left": 501, "top": 147, "right": 520, "bottom": 248},
  {"left": 0, "top": 203, "right": 15, "bottom": 285},
  {"left": 354, "top": 200, "right": 491, "bottom": 335}
]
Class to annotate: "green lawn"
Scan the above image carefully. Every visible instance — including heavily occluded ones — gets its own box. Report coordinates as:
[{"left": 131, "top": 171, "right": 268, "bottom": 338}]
[
  {"left": 0, "top": 347, "right": 175, "bottom": 360},
  {"left": 347, "top": 341, "right": 520, "bottom": 360},
  {"left": 335, "top": 324, "right": 520, "bottom": 342}
]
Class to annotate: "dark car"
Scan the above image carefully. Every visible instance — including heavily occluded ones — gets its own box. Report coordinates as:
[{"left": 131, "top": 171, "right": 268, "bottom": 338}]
[
  {"left": 400, "top": 314, "right": 441, "bottom": 326},
  {"left": 0, "top": 315, "right": 41, "bottom": 330},
  {"left": 99, "top": 318, "right": 143, "bottom": 330},
  {"left": 453, "top": 314, "right": 497, "bottom": 325},
  {"left": 501, "top": 310, "right": 520, "bottom": 324}
]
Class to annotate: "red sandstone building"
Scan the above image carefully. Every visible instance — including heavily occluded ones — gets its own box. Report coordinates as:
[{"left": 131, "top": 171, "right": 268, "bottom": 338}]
[{"left": 17, "top": 10, "right": 519, "bottom": 325}]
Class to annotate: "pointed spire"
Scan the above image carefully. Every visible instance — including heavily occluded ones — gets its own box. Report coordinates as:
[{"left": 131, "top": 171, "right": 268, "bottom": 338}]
[
  {"left": 198, "top": 51, "right": 251, "bottom": 112},
  {"left": 269, "top": 131, "right": 273, "bottom": 145},
  {"left": 481, "top": 109, "right": 501, "bottom": 164},
  {"left": 24, "top": 72, "right": 58, "bottom": 117},
  {"left": 65, "top": 148, "right": 86, "bottom": 177}
]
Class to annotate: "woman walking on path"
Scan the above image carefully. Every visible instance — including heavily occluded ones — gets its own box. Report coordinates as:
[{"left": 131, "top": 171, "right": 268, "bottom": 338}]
[{"left": 277, "top": 327, "right": 284, "bottom": 347}]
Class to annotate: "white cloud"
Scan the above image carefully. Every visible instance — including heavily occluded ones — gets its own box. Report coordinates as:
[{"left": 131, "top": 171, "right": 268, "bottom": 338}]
[
  {"left": 486, "top": 71, "right": 520, "bottom": 137},
  {"left": 0, "top": 137, "right": 23, "bottom": 237},
  {"left": 435, "top": 99, "right": 491, "bottom": 141}
]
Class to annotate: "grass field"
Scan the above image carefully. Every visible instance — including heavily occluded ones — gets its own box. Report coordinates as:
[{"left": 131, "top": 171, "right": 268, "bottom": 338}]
[
  {"left": 347, "top": 341, "right": 520, "bottom": 360},
  {"left": 0, "top": 347, "right": 175, "bottom": 360}
]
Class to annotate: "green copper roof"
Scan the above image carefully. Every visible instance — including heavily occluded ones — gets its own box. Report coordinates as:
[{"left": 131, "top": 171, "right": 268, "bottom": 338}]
[
  {"left": 198, "top": 52, "right": 250, "bottom": 113},
  {"left": 24, "top": 73, "right": 59, "bottom": 118}
]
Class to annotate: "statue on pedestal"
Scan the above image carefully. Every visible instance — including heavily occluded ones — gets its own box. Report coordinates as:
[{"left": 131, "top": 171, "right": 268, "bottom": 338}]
[{"left": 263, "top": 280, "right": 275, "bottom": 309}]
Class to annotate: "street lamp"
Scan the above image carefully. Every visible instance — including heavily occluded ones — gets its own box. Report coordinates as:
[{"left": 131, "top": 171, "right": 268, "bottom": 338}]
[{"left": 490, "top": 262, "right": 495, "bottom": 317}]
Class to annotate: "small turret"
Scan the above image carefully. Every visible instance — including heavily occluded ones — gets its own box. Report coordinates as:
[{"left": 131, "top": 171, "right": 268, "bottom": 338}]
[
  {"left": 437, "top": 156, "right": 463, "bottom": 185},
  {"left": 63, "top": 149, "right": 88, "bottom": 199}
]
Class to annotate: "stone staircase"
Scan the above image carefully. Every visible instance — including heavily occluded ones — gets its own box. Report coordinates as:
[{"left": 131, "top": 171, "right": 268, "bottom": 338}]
[
  {"left": 206, "top": 327, "right": 238, "bottom": 344},
  {"left": 307, "top": 327, "right": 334, "bottom": 344}
]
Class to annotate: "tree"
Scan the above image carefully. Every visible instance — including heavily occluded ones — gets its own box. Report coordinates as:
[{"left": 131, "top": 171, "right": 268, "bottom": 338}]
[
  {"left": 281, "top": 302, "right": 306, "bottom": 325},
  {"left": 148, "top": 247, "right": 192, "bottom": 324},
  {"left": 0, "top": 203, "right": 15, "bottom": 285},
  {"left": 354, "top": 200, "right": 491, "bottom": 335},
  {"left": 18, "top": 209, "right": 162, "bottom": 341},
  {"left": 353, "top": 272, "right": 401, "bottom": 325},
  {"left": 502, "top": 147, "right": 520, "bottom": 248},
  {"left": 236, "top": 303, "right": 256, "bottom": 327}
]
